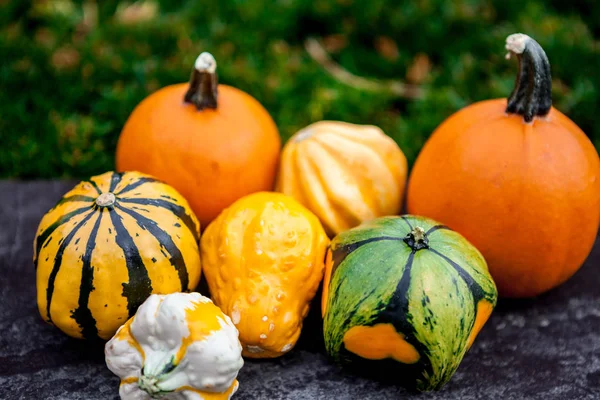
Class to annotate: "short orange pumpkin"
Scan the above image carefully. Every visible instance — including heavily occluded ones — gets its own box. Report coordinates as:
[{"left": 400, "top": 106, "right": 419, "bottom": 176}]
[
  {"left": 116, "top": 52, "right": 281, "bottom": 228},
  {"left": 407, "top": 34, "right": 600, "bottom": 297}
]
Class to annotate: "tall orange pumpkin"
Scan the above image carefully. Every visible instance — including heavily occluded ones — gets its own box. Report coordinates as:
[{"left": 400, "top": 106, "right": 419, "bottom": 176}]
[
  {"left": 407, "top": 34, "right": 600, "bottom": 298},
  {"left": 116, "top": 52, "right": 281, "bottom": 227}
]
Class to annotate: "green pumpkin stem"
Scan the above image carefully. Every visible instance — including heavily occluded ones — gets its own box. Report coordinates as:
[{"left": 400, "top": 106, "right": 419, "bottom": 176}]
[
  {"left": 404, "top": 226, "right": 429, "bottom": 251},
  {"left": 505, "top": 33, "right": 552, "bottom": 123},
  {"left": 184, "top": 52, "right": 218, "bottom": 110}
]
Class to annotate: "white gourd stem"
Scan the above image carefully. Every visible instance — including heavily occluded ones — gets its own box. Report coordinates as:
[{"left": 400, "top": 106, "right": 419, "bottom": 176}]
[
  {"left": 95, "top": 192, "right": 116, "bottom": 207},
  {"left": 404, "top": 226, "right": 429, "bottom": 251},
  {"left": 412, "top": 226, "right": 426, "bottom": 244}
]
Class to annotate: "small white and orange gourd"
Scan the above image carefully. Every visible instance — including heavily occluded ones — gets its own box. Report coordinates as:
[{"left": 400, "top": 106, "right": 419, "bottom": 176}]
[{"left": 105, "top": 292, "right": 243, "bottom": 400}]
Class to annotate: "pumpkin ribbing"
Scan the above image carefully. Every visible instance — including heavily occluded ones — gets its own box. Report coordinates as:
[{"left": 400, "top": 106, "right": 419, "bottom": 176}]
[{"left": 276, "top": 121, "right": 407, "bottom": 236}]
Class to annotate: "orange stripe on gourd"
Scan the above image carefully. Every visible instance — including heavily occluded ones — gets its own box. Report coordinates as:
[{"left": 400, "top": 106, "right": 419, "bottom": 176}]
[
  {"left": 120, "top": 376, "right": 138, "bottom": 386},
  {"left": 277, "top": 145, "right": 305, "bottom": 206},
  {"left": 321, "top": 249, "right": 334, "bottom": 317},
  {"left": 343, "top": 323, "right": 420, "bottom": 364},
  {"left": 114, "top": 318, "right": 145, "bottom": 361},
  {"left": 178, "top": 380, "right": 238, "bottom": 399},
  {"left": 173, "top": 300, "right": 223, "bottom": 365},
  {"left": 466, "top": 300, "right": 494, "bottom": 349},
  {"left": 315, "top": 133, "right": 384, "bottom": 216},
  {"left": 295, "top": 144, "right": 341, "bottom": 233}
]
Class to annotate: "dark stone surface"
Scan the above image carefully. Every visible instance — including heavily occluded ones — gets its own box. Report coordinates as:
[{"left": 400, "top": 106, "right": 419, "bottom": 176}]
[{"left": 0, "top": 180, "right": 599, "bottom": 400}]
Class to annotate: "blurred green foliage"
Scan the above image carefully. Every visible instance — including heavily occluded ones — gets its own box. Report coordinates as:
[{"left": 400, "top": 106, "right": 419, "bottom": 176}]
[{"left": 1, "top": 0, "right": 598, "bottom": 178}]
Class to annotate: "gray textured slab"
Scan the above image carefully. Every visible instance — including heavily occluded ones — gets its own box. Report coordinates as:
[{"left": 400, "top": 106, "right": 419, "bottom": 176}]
[{"left": 0, "top": 181, "right": 598, "bottom": 400}]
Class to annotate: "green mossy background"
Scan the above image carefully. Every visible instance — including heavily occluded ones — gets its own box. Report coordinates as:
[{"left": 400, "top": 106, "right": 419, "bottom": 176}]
[{"left": 1, "top": 0, "right": 599, "bottom": 178}]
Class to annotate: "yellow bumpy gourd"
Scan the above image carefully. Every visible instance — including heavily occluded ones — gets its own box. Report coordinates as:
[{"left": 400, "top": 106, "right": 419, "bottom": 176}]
[{"left": 201, "top": 192, "right": 329, "bottom": 358}]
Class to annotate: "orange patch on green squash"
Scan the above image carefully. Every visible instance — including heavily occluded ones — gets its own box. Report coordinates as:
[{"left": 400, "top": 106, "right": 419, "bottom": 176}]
[
  {"left": 343, "top": 323, "right": 420, "bottom": 363},
  {"left": 466, "top": 300, "right": 494, "bottom": 348},
  {"left": 321, "top": 250, "right": 333, "bottom": 317}
]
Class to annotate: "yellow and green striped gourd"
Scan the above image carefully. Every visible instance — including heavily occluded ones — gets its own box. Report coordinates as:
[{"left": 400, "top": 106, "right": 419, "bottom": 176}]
[{"left": 34, "top": 171, "right": 201, "bottom": 340}]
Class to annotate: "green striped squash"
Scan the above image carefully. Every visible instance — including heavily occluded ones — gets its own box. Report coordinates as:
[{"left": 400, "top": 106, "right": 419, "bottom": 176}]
[
  {"left": 322, "top": 215, "right": 497, "bottom": 391},
  {"left": 34, "top": 171, "right": 202, "bottom": 340}
]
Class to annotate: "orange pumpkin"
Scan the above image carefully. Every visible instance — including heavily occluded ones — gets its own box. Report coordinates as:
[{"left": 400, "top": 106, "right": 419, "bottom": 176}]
[
  {"left": 116, "top": 52, "right": 281, "bottom": 227},
  {"left": 407, "top": 33, "right": 600, "bottom": 298}
]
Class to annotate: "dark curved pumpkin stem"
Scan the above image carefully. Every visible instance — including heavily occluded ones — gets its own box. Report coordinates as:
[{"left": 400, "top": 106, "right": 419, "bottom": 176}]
[
  {"left": 184, "top": 52, "right": 218, "bottom": 110},
  {"left": 404, "top": 226, "right": 429, "bottom": 252},
  {"left": 505, "top": 33, "right": 552, "bottom": 122}
]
